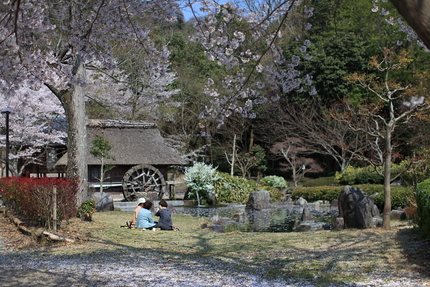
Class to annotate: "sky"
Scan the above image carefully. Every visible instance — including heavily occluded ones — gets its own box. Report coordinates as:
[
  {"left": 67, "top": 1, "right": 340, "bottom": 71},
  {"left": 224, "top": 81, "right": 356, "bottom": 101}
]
[{"left": 180, "top": 0, "right": 230, "bottom": 21}]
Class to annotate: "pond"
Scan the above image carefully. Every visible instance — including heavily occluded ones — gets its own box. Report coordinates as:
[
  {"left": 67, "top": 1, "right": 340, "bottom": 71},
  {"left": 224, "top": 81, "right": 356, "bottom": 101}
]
[{"left": 173, "top": 203, "right": 337, "bottom": 232}]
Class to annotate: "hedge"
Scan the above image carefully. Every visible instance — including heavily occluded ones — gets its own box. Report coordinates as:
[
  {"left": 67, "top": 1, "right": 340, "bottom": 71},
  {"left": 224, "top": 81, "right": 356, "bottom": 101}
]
[
  {"left": 291, "top": 184, "right": 414, "bottom": 210},
  {"left": 416, "top": 179, "right": 430, "bottom": 238},
  {"left": 0, "top": 177, "right": 78, "bottom": 228},
  {"left": 213, "top": 172, "right": 283, "bottom": 203}
]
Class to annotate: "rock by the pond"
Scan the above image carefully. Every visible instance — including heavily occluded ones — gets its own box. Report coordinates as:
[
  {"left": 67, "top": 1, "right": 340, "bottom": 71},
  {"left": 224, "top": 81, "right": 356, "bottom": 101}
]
[
  {"left": 91, "top": 192, "right": 114, "bottom": 212},
  {"left": 283, "top": 193, "right": 293, "bottom": 202},
  {"left": 300, "top": 206, "right": 314, "bottom": 222},
  {"left": 331, "top": 217, "right": 344, "bottom": 230},
  {"left": 330, "top": 199, "right": 339, "bottom": 217},
  {"left": 338, "top": 185, "right": 381, "bottom": 229},
  {"left": 246, "top": 190, "right": 271, "bottom": 210},
  {"left": 294, "top": 222, "right": 330, "bottom": 232},
  {"left": 246, "top": 209, "right": 271, "bottom": 231},
  {"left": 390, "top": 209, "right": 408, "bottom": 220},
  {"left": 201, "top": 223, "right": 224, "bottom": 233},
  {"left": 232, "top": 212, "right": 246, "bottom": 223},
  {"left": 209, "top": 214, "right": 232, "bottom": 225},
  {"left": 293, "top": 206, "right": 330, "bottom": 232},
  {"left": 295, "top": 197, "right": 308, "bottom": 206}
]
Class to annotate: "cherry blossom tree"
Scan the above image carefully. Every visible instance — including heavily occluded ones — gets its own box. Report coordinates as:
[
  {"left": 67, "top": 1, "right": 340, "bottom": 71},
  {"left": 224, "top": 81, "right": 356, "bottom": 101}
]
[
  {"left": 85, "top": 64, "right": 180, "bottom": 122},
  {"left": 0, "top": 0, "right": 177, "bottom": 204},
  {"left": 390, "top": 0, "right": 430, "bottom": 49},
  {"left": 0, "top": 83, "right": 66, "bottom": 176},
  {"left": 189, "top": 0, "right": 316, "bottom": 133}
]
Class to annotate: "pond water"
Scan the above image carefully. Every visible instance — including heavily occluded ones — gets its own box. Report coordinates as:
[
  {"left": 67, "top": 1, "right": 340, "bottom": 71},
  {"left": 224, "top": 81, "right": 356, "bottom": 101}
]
[{"left": 173, "top": 203, "right": 336, "bottom": 232}]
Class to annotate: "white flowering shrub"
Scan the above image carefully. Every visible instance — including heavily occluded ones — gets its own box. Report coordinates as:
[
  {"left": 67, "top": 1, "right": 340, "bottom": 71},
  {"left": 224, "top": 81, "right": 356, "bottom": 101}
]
[
  {"left": 184, "top": 162, "right": 220, "bottom": 202},
  {"left": 260, "top": 176, "right": 288, "bottom": 189}
]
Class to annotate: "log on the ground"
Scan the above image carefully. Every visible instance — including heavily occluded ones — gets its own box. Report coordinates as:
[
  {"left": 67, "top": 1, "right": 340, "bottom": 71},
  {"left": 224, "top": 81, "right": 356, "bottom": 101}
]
[
  {"left": 4, "top": 208, "right": 74, "bottom": 243},
  {"left": 42, "top": 231, "right": 75, "bottom": 243}
]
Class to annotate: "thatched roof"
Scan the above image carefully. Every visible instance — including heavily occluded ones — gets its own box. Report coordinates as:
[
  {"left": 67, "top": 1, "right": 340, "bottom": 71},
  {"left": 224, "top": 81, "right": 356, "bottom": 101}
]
[{"left": 56, "top": 119, "right": 186, "bottom": 166}]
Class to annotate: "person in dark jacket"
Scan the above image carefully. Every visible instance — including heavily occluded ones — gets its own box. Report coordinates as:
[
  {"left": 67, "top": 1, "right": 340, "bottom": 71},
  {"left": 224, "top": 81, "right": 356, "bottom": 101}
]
[{"left": 154, "top": 199, "right": 173, "bottom": 230}]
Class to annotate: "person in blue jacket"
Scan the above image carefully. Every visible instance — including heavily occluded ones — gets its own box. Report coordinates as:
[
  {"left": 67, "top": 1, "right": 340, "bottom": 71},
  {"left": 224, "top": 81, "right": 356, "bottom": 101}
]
[{"left": 135, "top": 200, "right": 156, "bottom": 230}]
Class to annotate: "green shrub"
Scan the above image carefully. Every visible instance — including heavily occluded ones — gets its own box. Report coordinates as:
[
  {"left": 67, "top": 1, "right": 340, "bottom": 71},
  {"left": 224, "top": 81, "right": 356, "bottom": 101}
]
[
  {"left": 367, "top": 185, "right": 414, "bottom": 210},
  {"left": 416, "top": 179, "right": 430, "bottom": 238},
  {"left": 213, "top": 172, "right": 283, "bottom": 203},
  {"left": 213, "top": 172, "right": 257, "bottom": 203},
  {"left": 77, "top": 199, "right": 96, "bottom": 221},
  {"left": 302, "top": 176, "right": 335, "bottom": 187},
  {"left": 397, "top": 160, "right": 430, "bottom": 188},
  {"left": 291, "top": 184, "right": 413, "bottom": 209},
  {"left": 260, "top": 175, "right": 287, "bottom": 189},
  {"left": 291, "top": 186, "right": 342, "bottom": 202},
  {"left": 260, "top": 185, "right": 283, "bottom": 202},
  {"left": 335, "top": 166, "right": 382, "bottom": 185}
]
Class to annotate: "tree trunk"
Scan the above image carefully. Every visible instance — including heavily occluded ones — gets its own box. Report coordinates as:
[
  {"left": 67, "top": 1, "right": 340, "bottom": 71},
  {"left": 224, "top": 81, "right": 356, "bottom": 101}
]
[
  {"left": 99, "top": 157, "right": 104, "bottom": 194},
  {"left": 231, "top": 134, "right": 236, "bottom": 176},
  {"left": 61, "top": 56, "right": 88, "bottom": 207},
  {"left": 382, "top": 123, "right": 393, "bottom": 229},
  {"left": 390, "top": 0, "right": 430, "bottom": 50}
]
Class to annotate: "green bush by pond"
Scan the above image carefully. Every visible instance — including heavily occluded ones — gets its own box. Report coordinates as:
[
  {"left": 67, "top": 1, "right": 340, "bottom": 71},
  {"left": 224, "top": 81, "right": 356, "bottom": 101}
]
[
  {"left": 335, "top": 166, "right": 383, "bottom": 185},
  {"left": 291, "top": 184, "right": 414, "bottom": 210},
  {"left": 416, "top": 179, "right": 430, "bottom": 238},
  {"left": 214, "top": 172, "right": 283, "bottom": 203}
]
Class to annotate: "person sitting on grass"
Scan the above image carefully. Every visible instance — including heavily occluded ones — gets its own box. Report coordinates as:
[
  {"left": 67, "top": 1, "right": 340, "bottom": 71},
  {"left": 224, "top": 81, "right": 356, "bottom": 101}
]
[
  {"left": 154, "top": 199, "right": 174, "bottom": 230},
  {"left": 136, "top": 200, "right": 157, "bottom": 230},
  {"left": 126, "top": 197, "right": 145, "bottom": 228}
]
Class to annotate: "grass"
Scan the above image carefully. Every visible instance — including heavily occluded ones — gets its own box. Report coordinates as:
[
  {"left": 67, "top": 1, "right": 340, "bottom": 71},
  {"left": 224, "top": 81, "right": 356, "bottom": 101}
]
[{"left": 38, "top": 210, "right": 430, "bottom": 286}]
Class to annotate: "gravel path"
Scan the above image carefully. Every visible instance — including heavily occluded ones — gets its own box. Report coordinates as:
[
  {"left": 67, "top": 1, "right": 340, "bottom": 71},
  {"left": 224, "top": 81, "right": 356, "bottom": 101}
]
[
  {"left": 0, "top": 250, "right": 427, "bottom": 287},
  {"left": 1, "top": 244, "right": 429, "bottom": 287}
]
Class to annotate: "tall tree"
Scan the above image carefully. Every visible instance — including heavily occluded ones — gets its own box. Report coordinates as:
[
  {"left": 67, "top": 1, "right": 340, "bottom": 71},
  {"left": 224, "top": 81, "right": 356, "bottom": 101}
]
[
  {"left": 345, "top": 48, "right": 429, "bottom": 229},
  {"left": 0, "top": 0, "right": 177, "bottom": 205},
  {"left": 259, "top": 99, "right": 364, "bottom": 172}
]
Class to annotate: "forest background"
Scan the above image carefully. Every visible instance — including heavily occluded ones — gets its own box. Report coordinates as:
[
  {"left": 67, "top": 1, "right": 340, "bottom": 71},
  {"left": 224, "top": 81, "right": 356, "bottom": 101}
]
[{"left": 1, "top": 0, "right": 430, "bottom": 192}]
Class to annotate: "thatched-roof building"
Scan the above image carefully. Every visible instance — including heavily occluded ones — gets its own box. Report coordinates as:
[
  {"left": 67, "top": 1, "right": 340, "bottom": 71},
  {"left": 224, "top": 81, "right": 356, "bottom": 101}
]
[{"left": 56, "top": 119, "right": 186, "bottom": 194}]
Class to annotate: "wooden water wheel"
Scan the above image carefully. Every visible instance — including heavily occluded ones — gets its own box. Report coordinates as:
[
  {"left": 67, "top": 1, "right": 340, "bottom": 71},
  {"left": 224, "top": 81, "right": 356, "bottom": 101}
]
[{"left": 122, "top": 164, "right": 166, "bottom": 201}]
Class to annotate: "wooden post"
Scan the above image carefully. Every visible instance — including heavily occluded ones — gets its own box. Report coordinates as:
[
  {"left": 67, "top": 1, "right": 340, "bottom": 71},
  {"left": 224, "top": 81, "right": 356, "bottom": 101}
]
[{"left": 53, "top": 186, "right": 57, "bottom": 232}]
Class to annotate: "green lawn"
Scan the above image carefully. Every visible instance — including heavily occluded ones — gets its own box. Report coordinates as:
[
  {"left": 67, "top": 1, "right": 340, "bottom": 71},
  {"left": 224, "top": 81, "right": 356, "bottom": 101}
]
[{"left": 44, "top": 210, "right": 429, "bottom": 286}]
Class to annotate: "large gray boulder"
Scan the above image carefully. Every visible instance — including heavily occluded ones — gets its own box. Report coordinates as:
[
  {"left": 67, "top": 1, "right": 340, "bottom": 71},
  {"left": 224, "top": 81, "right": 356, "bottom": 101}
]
[
  {"left": 246, "top": 190, "right": 272, "bottom": 231},
  {"left": 390, "top": 209, "right": 408, "bottom": 220},
  {"left": 338, "top": 185, "right": 381, "bottom": 229},
  {"left": 294, "top": 206, "right": 330, "bottom": 232},
  {"left": 91, "top": 192, "right": 114, "bottom": 212},
  {"left": 246, "top": 209, "right": 271, "bottom": 231},
  {"left": 295, "top": 197, "right": 308, "bottom": 206},
  {"left": 246, "top": 190, "right": 271, "bottom": 210},
  {"left": 300, "top": 206, "right": 314, "bottom": 222}
]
